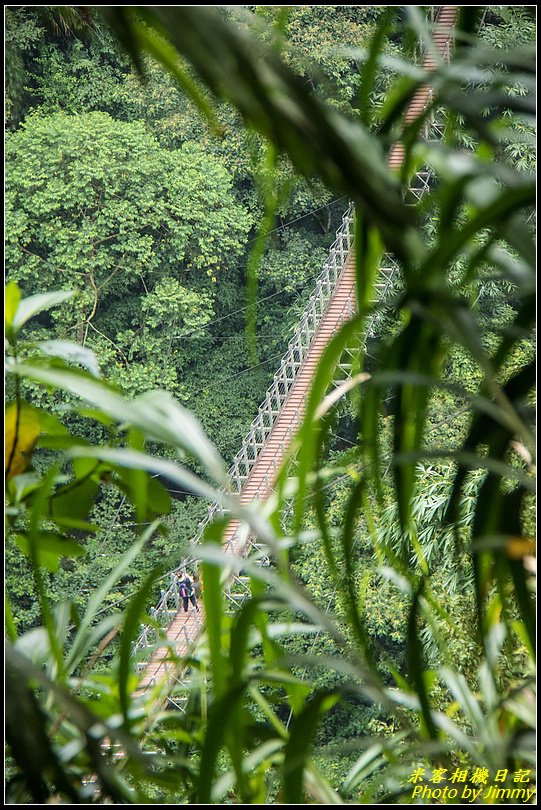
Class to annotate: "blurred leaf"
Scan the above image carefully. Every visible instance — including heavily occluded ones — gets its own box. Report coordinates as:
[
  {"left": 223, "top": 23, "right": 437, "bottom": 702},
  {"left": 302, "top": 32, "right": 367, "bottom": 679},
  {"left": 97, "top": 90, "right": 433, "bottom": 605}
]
[
  {"left": 65, "top": 528, "right": 154, "bottom": 673},
  {"left": 37, "top": 340, "right": 101, "bottom": 376},
  {"left": 341, "top": 731, "right": 410, "bottom": 794},
  {"left": 210, "top": 739, "right": 284, "bottom": 803},
  {"left": 196, "top": 683, "right": 246, "bottom": 803},
  {"left": 117, "top": 430, "right": 156, "bottom": 525},
  {"left": 391, "top": 314, "right": 445, "bottom": 530},
  {"left": 446, "top": 359, "right": 536, "bottom": 526},
  {"left": 6, "top": 655, "right": 79, "bottom": 803},
  {"left": 229, "top": 596, "right": 263, "bottom": 686},
  {"left": 440, "top": 667, "right": 485, "bottom": 733},
  {"left": 5, "top": 280, "right": 21, "bottom": 337},
  {"left": 148, "top": 475, "right": 172, "bottom": 517},
  {"left": 4, "top": 5, "right": 537, "bottom": 801},
  {"left": 36, "top": 410, "right": 71, "bottom": 437},
  {"left": 406, "top": 579, "right": 438, "bottom": 740},
  {"left": 15, "top": 532, "right": 84, "bottom": 572},
  {"left": 283, "top": 691, "right": 341, "bottom": 803},
  {"left": 506, "top": 537, "right": 536, "bottom": 560},
  {"left": 6, "top": 643, "right": 144, "bottom": 803},
  {"left": 201, "top": 518, "right": 230, "bottom": 699},
  {"left": 356, "top": 7, "right": 398, "bottom": 128},
  {"left": 66, "top": 444, "right": 222, "bottom": 505},
  {"left": 49, "top": 476, "right": 99, "bottom": 522},
  {"left": 11, "top": 290, "right": 74, "bottom": 334},
  {"left": 314, "top": 373, "right": 370, "bottom": 421},
  {"left": 130, "top": 15, "right": 223, "bottom": 135},
  {"left": 289, "top": 314, "right": 366, "bottom": 531},
  {"left": 5, "top": 401, "right": 41, "bottom": 480},
  {"left": 119, "top": 562, "right": 167, "bottom": 729},
  {"left": 12, "top": 362, "right": 229, "bottom": 488},
  {"left": 99, "top": 6, "right": 421, "bottom": 262}
]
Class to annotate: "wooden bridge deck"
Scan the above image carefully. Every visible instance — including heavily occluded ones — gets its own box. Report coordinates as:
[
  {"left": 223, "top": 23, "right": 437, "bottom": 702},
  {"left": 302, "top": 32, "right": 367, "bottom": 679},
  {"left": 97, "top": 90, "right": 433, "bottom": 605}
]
[{"left": 135, "top": 5, "right": 459, "bottom": 698}]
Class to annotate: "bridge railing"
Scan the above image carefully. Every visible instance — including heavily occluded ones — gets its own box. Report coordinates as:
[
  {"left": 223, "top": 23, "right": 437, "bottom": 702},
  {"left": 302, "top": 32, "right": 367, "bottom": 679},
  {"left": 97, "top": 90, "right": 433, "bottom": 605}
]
[
  {"left": 133, "top": 203, "right": 357, "bottom": 654},
  {"left": 228, "top": 203, "right": 354, "bottom": 493},
  {"left": 133, "top": 165, "right": 440, "bottom": 659}
]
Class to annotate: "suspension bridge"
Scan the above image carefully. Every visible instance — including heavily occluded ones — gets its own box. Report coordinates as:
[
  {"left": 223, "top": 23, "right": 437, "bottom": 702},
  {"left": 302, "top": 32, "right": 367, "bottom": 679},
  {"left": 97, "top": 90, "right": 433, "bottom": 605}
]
[{"left": 133, "top": 5, "right": 459, "bottom": 707}]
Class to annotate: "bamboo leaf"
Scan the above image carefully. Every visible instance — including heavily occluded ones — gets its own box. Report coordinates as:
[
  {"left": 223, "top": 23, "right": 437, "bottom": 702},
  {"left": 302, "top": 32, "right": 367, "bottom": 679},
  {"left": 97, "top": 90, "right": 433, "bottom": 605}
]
[
  {"left": 196, "top": 684, "right": 246, "bottom": 804},
  {"left": 99, "top": 6, "right": 419, "bottom": 261},
  {"left": 341, "top": 731, "right": 410, "bottom": 794},
  {"left": 66, "top": 528, "right": 155, "bottom": 673},
  {"left": 406, "top": 579, "right": 438, "bottom": 740},
  {"left": 201, "top": 518, "right": 230, "bottom": 699},
  {"left": 118, "top": 563, "right": 167, "bottom": 728},
  {"left": 283, "top": 691, "right": 341, "bottom": 803}
]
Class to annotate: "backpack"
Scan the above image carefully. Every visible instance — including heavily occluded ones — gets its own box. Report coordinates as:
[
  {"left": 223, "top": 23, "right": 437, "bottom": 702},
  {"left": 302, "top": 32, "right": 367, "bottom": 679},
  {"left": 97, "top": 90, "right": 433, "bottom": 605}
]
[{"left": 178, "top": 577, "right": 193, "bottom": 598}]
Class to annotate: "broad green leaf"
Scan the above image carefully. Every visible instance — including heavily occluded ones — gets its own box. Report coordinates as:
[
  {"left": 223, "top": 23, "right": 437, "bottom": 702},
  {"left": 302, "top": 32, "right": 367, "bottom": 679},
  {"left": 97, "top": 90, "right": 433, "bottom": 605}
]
[
  {"left": 49, "top": 516, "right": 99, "bottom": 532},
  {"left": 148, "top": 476, "right": 172, "bottom": 517},
  {"left": 49, "top": 475, "right": 100, "bottom": 523},
  {"left": 114, "top": 466, "right": 171, "bottom": 523},
  {"left": 37, "top": 435, "right": 90, "bottom": 451},
  {"left": 36, "top": 410, "right": 70, "bottom": 437},
  {"left": 37, "top": 340, "right": 101, "bottom": 376},
  {"left": 11, "top": 290, "right": 74, "bottom": 334},
  {"left": 66, "top": 445, "right": 222, "bottom": 505},
  {"left": 12, "top": 363, "right": 229, "bottom": 488},
  {"left": 131, "top": 389, "right": 229, "bottom": 487},
  {"left": 15, "top": 532, "right": 84, "bottom": 572},
  {"left": 5, "top": 280, "right": 21, "bottom": 335},
  {"left": 5, "top": 401, "right": 41, "bottom": 480}
]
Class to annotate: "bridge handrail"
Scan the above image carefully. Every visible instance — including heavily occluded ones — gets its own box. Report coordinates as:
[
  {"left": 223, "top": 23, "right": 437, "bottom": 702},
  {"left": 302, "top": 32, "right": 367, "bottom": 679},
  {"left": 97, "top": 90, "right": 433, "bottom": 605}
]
[{"left": 133, "top": 170, "right": 437, "bottom": 655}]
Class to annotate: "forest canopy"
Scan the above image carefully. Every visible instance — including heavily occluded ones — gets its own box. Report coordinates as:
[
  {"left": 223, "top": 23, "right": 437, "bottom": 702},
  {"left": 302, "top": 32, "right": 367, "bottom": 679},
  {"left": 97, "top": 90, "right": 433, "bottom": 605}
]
[{"left": 4, "top": 5, "right": 536, "bottom": 805}]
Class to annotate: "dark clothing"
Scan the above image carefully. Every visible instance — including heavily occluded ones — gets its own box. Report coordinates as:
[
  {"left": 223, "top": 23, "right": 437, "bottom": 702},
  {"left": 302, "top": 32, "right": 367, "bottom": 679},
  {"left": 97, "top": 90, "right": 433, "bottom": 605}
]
[
  {"left": 182, "top": 592, "right": 198, "bottom": 612},
  {"left": 177, "top": 575, "right": 199, "bottom": 612}
]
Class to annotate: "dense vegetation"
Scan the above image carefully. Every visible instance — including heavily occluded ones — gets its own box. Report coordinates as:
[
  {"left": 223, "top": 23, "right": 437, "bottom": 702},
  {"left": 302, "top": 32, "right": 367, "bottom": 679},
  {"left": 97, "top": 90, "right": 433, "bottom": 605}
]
[
  {"left": 5, "top": 6, "right": 535, "bottom": 804},
  {"left": 5, "top": 5, "right": 365, "bottom": 632}
]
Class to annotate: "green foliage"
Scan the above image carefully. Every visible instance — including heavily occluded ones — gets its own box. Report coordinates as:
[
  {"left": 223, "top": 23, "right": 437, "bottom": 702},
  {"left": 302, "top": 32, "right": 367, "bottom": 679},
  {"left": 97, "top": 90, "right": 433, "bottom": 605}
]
[
  {"left": 30, "top": 33, "right": 139, "bottom": 120},
  {"left": 4, "top": 7, "right": 46, "bottom": 126},
  {"left": 261, "top": 230, "right": 330, "bottom": 295},
  {"left": 5, "top": 111, "right": 252, "bottom": 398},
  {"left": 5, "top": 110, "right": 250, "bottom": 294},
  {"left": 5, "top": 5, "right": 536, "bottom": 806}
]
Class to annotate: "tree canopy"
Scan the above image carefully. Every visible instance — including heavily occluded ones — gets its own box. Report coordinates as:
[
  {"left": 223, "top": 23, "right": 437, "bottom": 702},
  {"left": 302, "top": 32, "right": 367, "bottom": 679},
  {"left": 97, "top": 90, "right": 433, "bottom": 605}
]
[
  {"left": 6, "top": 110, "right": 252, "bottom": 395},
  {"left": 4, "top": 5, "right": 535, "bottom": 805}
]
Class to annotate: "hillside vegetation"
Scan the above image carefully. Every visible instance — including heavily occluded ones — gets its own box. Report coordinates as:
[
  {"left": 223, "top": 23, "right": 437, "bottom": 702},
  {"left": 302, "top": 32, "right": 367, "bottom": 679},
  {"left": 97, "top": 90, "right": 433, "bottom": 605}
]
[{"left": 5, "top": 6, "right": 535, "bottom": 804}]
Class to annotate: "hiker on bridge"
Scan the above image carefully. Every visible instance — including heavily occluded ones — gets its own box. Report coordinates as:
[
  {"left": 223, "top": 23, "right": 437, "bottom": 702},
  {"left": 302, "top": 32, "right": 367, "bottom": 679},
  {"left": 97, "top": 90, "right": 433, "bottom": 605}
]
[{"left": 177, "top": 570, "right": 199, "bottom": 613}]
